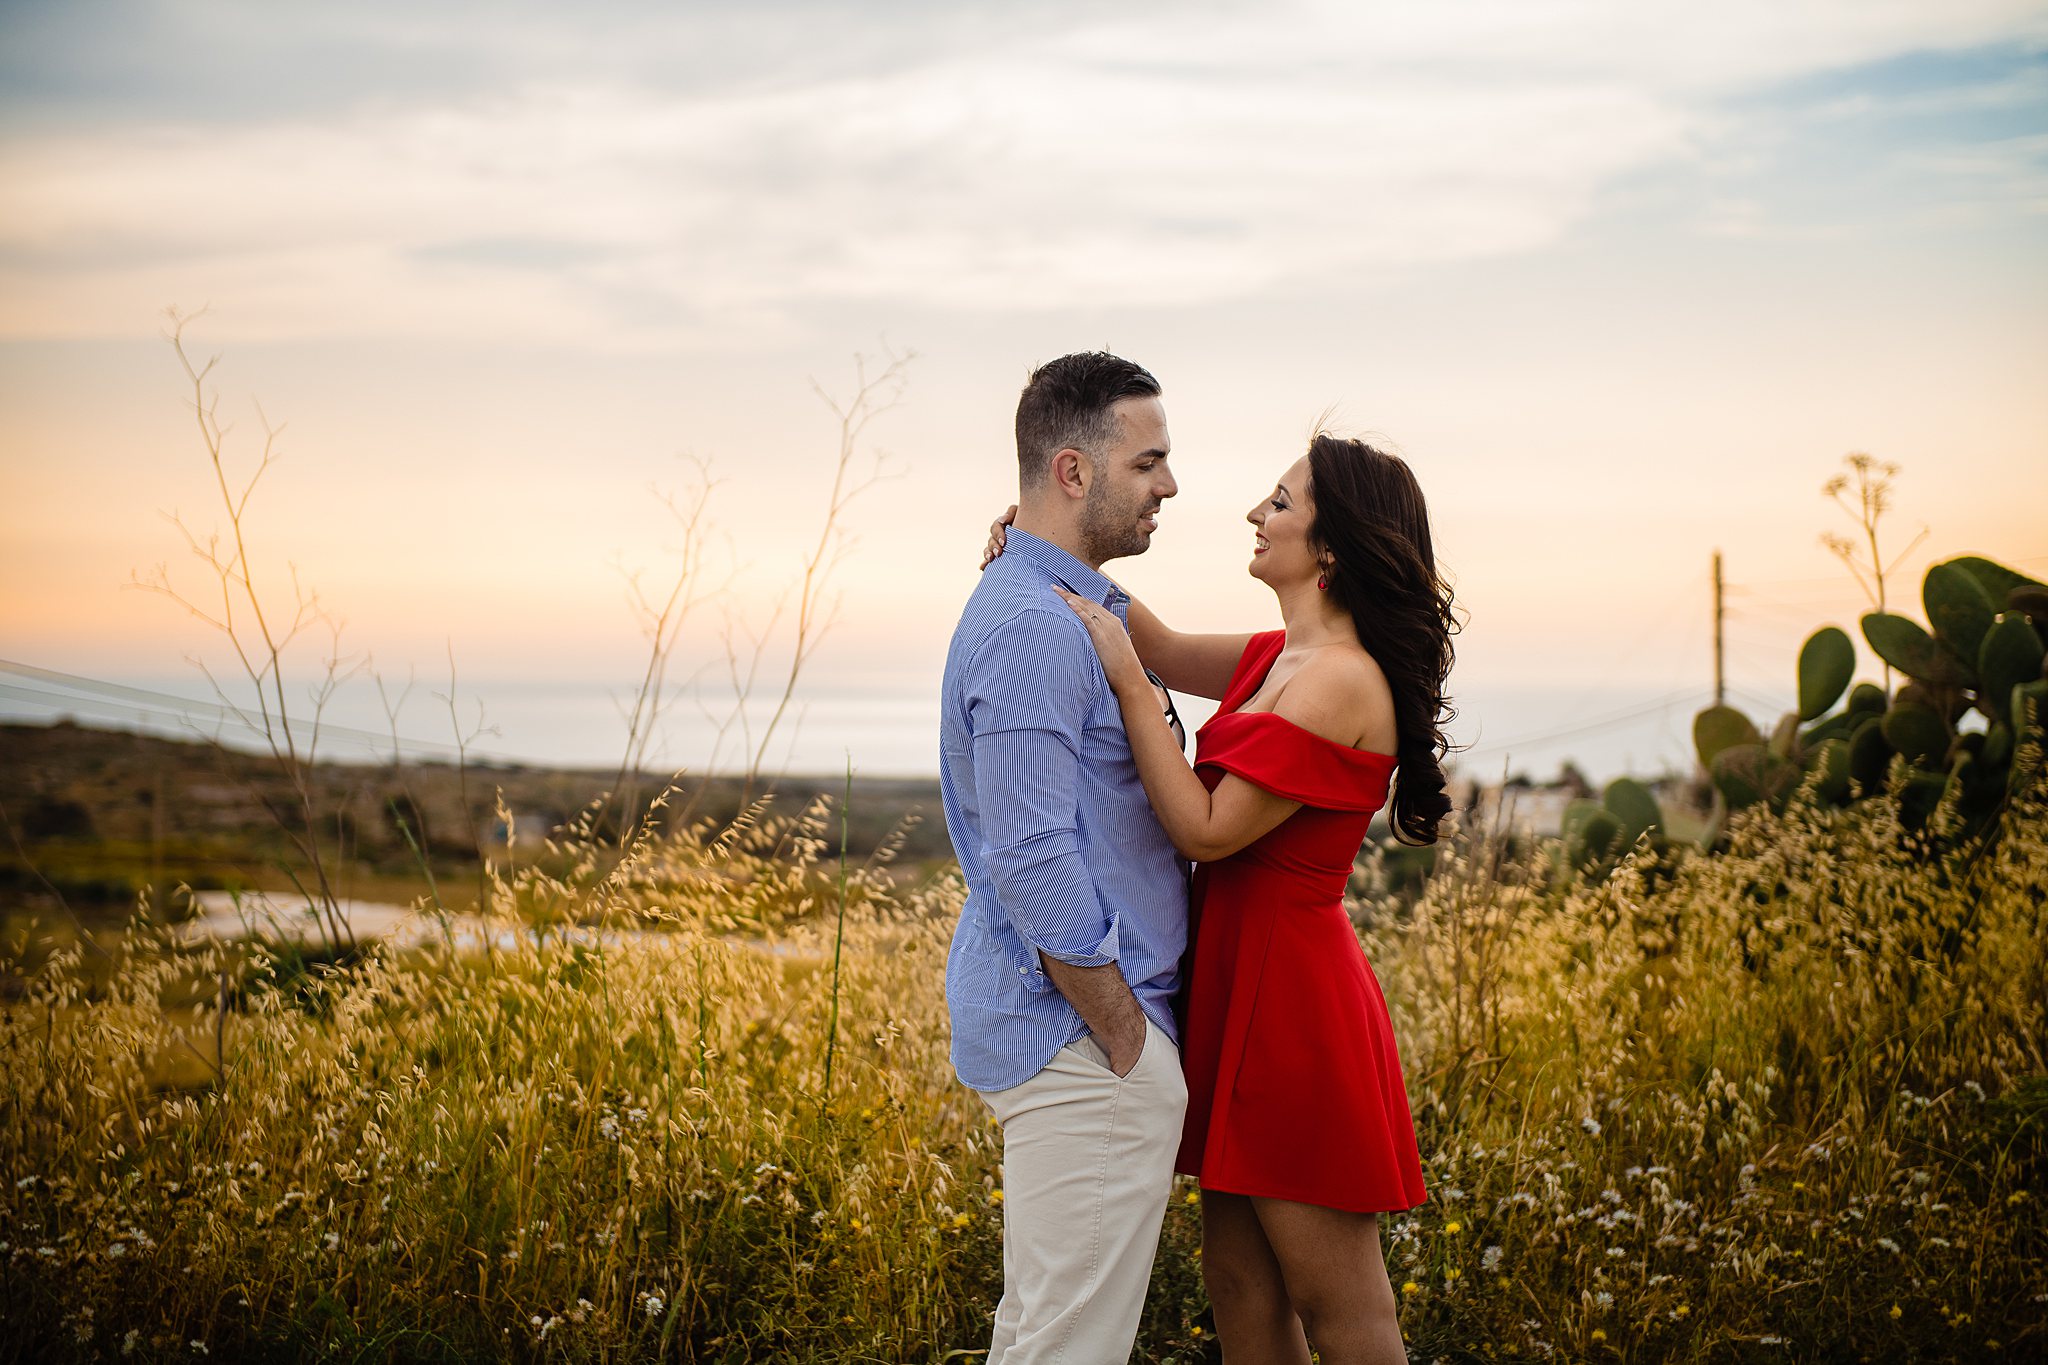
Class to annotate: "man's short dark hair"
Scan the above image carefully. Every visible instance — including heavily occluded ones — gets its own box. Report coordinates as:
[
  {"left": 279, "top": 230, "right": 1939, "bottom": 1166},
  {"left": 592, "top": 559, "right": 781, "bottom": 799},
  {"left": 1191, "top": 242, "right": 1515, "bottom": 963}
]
[{"left": 1014, "top": 352, "right": 1162, "bottom": 490}]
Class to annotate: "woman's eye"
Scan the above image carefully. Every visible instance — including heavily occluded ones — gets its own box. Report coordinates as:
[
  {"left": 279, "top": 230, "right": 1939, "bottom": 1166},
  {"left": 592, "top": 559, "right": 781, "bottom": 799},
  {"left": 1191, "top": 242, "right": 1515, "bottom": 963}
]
[{"left": 1270, "top": 499, "right": 1286, "bottom": 511}]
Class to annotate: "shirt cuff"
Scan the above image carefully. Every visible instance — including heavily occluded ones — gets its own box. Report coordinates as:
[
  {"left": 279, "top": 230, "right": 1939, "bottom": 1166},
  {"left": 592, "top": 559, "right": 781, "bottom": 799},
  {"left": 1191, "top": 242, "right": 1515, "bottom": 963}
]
[{"left": 1010, "top": 912, "right": 1121, "bottom": 992}]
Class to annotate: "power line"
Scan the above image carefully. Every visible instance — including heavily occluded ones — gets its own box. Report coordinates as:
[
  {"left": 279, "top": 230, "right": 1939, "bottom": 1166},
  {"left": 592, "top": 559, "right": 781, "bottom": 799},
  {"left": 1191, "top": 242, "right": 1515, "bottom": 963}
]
[
  {"left": 1457, "top": 688, "right": 1711, "bottom": 763},
  {"left": 0, "top": 659, "right": 537, "bottom": 768}
]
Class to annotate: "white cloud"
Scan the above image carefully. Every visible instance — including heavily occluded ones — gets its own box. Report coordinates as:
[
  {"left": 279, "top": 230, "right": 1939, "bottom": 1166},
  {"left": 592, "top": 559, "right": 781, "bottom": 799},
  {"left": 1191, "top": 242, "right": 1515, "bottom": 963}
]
[{"left": 0, "top": 0, "right": 2040, "bottom": 344}]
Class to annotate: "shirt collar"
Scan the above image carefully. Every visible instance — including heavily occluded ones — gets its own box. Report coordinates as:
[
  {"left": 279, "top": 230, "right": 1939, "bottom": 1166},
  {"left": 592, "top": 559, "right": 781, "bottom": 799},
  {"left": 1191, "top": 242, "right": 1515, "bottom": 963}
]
[{"left": 1003, "top": 528, "right": 1129, "bottom": 617}]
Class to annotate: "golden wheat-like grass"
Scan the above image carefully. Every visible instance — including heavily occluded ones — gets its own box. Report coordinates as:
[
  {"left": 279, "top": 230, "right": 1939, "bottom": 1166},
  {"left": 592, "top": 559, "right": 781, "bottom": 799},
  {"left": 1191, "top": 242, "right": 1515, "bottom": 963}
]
[{"left": 2, "top": 780, "right": 2043, "bottom": 1362}]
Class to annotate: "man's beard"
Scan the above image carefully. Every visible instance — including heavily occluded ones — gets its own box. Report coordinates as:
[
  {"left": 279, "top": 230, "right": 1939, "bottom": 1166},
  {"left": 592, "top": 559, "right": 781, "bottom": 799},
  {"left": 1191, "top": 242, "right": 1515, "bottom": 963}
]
[{"left": 1078, "top": 486, "right": 1155, "bottom": 564}]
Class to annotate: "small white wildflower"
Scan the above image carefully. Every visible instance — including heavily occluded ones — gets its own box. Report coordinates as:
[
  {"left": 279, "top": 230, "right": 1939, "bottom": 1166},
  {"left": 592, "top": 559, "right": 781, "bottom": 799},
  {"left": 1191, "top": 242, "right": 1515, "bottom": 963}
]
[
  {"left": 1580, "top": 1117, "right": 1601, "bottom": 1137},
  {"left": 122, "top": 1329, "right": 139, "bottom": 1355},
  {"left": 190, "top": 1343, "right": 209, "bottom": 1356},
  {"left": 15, "top": 1175, "right": 37, "bottom": 1190},
  {"left": 1593, "top": 1290, "right": 1613, "bottom": 1311},
  {"left": 1481, "top": 1245, "right": 1502, "bottom": 1271},
  {"left": 1607, "top": 1247, "right": 1626, "bottom": 1258},
  {"left": 1760, "top": 1336, "right": 1786, "bottom": 1346},
  {"left": 642, "top": 1292, "right": 665, "bottom": 1320},
  {"left": 324, "top": 1232, "right": 340, "bottom": 1251},
  {"left": 1877, "top": 1237, "right": 1900, "bottom": 1253}
]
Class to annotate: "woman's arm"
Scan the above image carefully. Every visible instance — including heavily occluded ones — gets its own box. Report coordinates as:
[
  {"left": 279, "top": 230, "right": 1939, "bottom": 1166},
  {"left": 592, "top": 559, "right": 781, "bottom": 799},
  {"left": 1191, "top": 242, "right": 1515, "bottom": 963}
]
[
  {"left": 1123, "top": 596, "right": 1252, "bottom": 702},
  {"left": 982, "top": 506, "right": 1249, "bottom": 699},
  {"left": 1054, "top": 587, "right": 1298, "bottom": 861}
]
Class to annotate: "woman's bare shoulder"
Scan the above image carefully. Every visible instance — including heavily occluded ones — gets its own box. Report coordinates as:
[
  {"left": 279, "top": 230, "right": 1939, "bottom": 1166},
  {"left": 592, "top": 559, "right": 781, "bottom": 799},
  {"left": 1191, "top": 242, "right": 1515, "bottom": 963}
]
[{"left": 1272, "top": 646, "right": 1397, "bottom": 749}]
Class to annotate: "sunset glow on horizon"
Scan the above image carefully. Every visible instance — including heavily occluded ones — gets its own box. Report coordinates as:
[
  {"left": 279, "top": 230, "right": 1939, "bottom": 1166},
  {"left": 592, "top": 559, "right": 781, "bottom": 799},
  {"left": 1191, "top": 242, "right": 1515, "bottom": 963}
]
[{"left": 3, "top": 1, "right": 2044, "bottom": 779}]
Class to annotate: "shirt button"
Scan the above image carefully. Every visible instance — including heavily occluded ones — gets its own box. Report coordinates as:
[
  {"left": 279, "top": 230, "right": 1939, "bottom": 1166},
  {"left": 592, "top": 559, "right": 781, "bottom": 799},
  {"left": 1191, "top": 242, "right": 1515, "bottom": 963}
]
[{"left": 1018, "top": 965, "right": 1030, "bottom": 974}]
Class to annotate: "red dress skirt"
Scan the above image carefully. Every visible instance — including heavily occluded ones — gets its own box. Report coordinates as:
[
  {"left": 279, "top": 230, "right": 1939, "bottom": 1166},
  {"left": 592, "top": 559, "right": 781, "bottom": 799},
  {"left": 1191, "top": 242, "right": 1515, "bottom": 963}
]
[{"left": 1174, "top": 631, "right": 1428, "bottom": 1213}]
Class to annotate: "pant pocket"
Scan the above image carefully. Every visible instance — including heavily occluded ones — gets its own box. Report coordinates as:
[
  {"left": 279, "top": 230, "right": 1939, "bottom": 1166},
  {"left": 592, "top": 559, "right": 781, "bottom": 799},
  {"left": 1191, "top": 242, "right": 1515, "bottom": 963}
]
[{"left": 1064, "top": 1030, "right": 1114, "bottom": 1072}]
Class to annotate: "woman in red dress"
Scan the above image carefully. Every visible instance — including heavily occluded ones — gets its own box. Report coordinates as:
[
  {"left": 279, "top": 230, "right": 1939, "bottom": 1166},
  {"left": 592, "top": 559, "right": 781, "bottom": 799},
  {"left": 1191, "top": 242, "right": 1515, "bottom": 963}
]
[{"left": 998, "top": 432, "right": 1457, "bottom": 1363}]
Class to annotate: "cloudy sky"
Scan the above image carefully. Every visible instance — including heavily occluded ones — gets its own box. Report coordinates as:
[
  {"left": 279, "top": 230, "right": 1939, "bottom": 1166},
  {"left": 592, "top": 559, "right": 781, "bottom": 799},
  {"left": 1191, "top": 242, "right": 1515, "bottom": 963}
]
[{"left": 2, "top": 0, "right": 2044, "bottom": 778}]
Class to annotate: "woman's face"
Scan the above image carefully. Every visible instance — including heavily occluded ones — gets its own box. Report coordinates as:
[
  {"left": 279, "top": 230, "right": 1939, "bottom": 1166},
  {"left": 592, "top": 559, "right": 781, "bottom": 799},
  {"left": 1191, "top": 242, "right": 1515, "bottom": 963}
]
[{"left": 1246, "top": 454, "right": 1320, "bottom": 588}]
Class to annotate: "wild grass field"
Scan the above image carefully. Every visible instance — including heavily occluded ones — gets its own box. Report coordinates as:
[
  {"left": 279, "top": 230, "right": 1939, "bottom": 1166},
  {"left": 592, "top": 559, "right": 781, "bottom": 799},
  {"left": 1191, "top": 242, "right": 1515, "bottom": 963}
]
[{"left": 2, "top": 763, "right": 2043, "bottom": 1363}]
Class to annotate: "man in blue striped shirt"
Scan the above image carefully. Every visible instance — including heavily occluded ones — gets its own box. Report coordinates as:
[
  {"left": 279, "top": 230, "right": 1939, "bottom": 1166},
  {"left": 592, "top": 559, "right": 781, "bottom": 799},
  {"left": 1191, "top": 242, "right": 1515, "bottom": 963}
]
[{"left": 941, "top": 352, "right": 1190, "bottom": 1362}]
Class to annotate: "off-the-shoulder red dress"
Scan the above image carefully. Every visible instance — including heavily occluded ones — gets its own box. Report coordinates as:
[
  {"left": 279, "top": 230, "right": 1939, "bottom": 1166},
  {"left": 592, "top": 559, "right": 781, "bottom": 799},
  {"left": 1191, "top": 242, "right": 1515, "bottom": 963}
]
[{"left": 1175, "top": 630, "right": 1428, "bottom": 1213}]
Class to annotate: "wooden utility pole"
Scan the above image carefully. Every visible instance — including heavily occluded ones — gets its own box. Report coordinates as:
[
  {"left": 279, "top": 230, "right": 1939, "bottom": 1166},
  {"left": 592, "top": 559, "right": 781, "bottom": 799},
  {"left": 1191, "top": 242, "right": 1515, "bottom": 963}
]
[{"left": 1712, "top": 550, "right": 1726, "bottom": 707}]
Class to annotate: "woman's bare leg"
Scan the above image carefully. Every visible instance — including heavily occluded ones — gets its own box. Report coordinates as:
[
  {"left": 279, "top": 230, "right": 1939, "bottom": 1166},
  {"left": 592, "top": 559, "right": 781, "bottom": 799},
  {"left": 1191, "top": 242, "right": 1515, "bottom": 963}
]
[
  {"left": 1199, "top": 1190, "right": 1311, "bottom": 1364},
  {"left": 1251, "top": 1197, "right": 1407, "bottom": 1365}
]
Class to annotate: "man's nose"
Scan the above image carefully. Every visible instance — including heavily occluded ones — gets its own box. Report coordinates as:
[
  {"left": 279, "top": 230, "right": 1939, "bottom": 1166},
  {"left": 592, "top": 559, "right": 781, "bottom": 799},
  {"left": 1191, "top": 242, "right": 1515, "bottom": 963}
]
[{"left": 1157, "top": 468, "right": 1179, "bottom": 499}]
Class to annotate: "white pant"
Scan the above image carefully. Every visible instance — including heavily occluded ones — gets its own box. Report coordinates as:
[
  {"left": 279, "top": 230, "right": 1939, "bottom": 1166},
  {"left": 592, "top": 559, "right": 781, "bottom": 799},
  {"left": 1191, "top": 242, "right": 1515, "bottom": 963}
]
[{"left": 976, "top": 1017, "right": 1189, "bottom": 1365}]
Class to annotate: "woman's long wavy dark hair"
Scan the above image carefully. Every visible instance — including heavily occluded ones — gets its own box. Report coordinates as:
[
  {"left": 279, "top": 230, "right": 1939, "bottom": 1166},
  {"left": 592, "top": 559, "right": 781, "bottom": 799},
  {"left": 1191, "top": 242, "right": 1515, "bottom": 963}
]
[{"left": 1306, "top": 433, "right": 1460, "bottom": 844}]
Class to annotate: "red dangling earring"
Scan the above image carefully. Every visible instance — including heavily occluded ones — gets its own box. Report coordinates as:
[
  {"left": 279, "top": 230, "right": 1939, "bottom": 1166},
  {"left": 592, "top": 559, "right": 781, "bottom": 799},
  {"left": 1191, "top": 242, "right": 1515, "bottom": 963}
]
[{"left": 1317, "top": 571, "right": 1329, "bottom": 591}]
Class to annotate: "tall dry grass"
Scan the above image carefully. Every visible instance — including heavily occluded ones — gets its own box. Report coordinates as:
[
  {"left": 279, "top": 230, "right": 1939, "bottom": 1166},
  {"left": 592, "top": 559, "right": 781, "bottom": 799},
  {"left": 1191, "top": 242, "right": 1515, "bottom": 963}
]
[{"left": 3, "top": 774, "right": 2043, "bottom": 1362}]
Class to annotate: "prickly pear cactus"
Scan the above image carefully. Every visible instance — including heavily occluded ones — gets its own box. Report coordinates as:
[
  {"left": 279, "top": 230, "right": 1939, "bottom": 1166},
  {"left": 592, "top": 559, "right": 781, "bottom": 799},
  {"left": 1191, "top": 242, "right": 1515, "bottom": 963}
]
[
  {"left": 1691, "top": 554, "right": 2046, "bottom": 841},
  {"left": 1798, "top": 626, "right": 1855, "bottom": 721}
]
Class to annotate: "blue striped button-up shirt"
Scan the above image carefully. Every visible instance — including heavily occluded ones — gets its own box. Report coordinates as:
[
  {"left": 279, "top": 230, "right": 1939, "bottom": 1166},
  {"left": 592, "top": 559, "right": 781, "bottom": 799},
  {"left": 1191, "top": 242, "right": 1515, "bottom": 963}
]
[{"left": 940, "top": 528, "right": 1189, "bottom": 1093}]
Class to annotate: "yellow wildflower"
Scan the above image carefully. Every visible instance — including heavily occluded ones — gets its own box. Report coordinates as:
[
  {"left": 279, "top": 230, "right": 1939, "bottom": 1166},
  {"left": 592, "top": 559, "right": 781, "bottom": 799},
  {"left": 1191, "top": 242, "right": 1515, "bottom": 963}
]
[
  {"left": 990, "top": 1189, "right": 1004, "bottom": 1205},
  {"left": 1401, "top": 1281, "right": 1419, "bottom": 1296},
  {"left": 952, "top": 1213, "right": 971, "bottom": 1228},
  {"left": 1190, "top": 1326, "right": 1204, "bottom": 1338},
  {"left": 1185, "top": 1190, "right": 1200, "bottom": 1205},
  {"left": 1444, "top": 1220, "right": 1462, "bottom": 1234},
  {"left": 1591, "top": 1328, "right": 1607, "bottom": 1343}
]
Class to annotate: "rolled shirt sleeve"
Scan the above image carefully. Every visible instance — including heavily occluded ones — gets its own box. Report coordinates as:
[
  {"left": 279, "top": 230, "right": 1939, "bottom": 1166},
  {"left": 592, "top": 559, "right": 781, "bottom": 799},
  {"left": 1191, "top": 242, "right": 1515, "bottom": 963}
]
[{"left": 964, "top": 608, "right": 1120, "bottom": 986}]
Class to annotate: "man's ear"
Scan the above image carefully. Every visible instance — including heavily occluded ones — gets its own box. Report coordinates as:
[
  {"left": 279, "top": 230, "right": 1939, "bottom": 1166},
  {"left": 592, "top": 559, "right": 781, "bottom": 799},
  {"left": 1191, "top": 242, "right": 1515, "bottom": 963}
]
[{"left": 1050, "top": 448, "right": 1091, "bottom": 500}]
